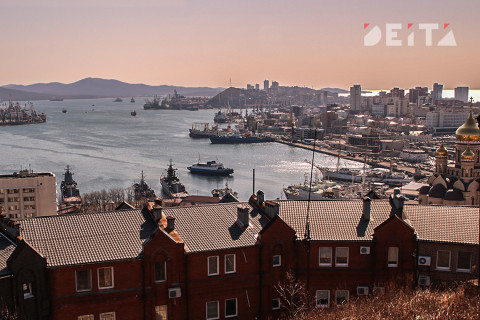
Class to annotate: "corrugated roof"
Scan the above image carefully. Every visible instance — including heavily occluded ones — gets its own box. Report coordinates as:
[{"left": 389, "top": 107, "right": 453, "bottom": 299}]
[
  {"left": 19, "top": 209, "right": 157, "bottom": 267},
  {"left": 163, "top": 202, "right": 269, "bottom": 253},
  {"left": 0, "top": 233, "right": 16, "bottom": 276}
]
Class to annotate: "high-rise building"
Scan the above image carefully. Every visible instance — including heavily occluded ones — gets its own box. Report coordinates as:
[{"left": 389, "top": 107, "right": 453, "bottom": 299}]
[
  {"left": 432, "top": 83, "right": 443, "bottom": 100},
  {"left": 246, "top": 84, "right": 254, "bottom": 91},
  {"left": 0, "top": 170, "right": 57, "bottom": 219},
  {"left": 455, "top": 86, "right": 469, "bottom": 103},
  {"left": 263, "top": 80, "right": 269, "bottom": 90},
  {"left": 408, "top": 87, "right": 428, "bottom": 103},
  {"left": 349, "top": 84, "right": 361, "bottom": 113},
  {"left": 388, "top": 87, "right": 405, "bottom": 98},
  {"left": 255, "top": 84, "right": 260, "bottom": 91},
  {"left": 271, "top": 81, "right": 279, "bottom": 89}
]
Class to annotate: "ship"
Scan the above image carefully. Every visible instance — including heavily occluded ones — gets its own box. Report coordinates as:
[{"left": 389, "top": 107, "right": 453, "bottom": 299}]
[
  {"left": 60, "top": 165, "right": 81, "bottom": 205},
  {"left": 0, "top": 102, "right": 46, "bottom": 126},
  {"left": 113, "top": 98, "right": 123, "bottom": 102},
  {"left": 131, "top": 111, "right": 137, "bottom": 116},
  {"left": 133, "top": 171, "right": 156, "bottom": 200},
  {"left": 321, "top": 167, "right": 411, "bottom": 187},
  {"left": 130, "top": 97, "right": 135, "bottom": 103},
  {"left": 144, "top": 96, "right": 167, "bottom": 110},
  {"left": 209, "top": 132, "right": 275, "bottom": 144},
  {"left": 62, "top": 109, "right": 67, "bottom": 114},
  {"left": 189, "top": 122, "right": 218, "bottom": 138},
  {"left": 187, "top": 160, "right": 234, "bottom": 176},
  {"left": 160, "top": 160, "right": 189, "bottom": 198},
  {"left": 214, "top": 110, "right": 227, "bottom": 123}
]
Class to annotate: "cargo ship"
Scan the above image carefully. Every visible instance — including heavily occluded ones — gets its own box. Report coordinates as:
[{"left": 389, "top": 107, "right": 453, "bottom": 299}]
[{"left": 189, "top": 123, "right": 218, "bottom": 138}]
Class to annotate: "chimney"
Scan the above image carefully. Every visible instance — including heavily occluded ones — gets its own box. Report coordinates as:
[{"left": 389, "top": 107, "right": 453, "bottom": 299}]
[
  {"left": 166, "top": 216, "right": 175, "bottom": 230},
  {"left": 152, "top": 205, "right": 163, "bottom": 222},
  {"left": 264, "top": 201, "right": 280, "bottom": 219},
  {"left": 389, "top": 188, "right": 406, "bottom": 219},
  {"left": 362, "top": 196, "right": 371, "bottom": 220},
  {"left": 236, "top": 205, "right": 250, "bottom": 228},
  {"left": 256, "top": 190, "right": 264, "bottom": 204}
]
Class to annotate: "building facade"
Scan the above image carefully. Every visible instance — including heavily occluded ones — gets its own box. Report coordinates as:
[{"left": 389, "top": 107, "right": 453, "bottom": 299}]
[{"left": 349, "top": 84, "right": 361, "bottom": 113}]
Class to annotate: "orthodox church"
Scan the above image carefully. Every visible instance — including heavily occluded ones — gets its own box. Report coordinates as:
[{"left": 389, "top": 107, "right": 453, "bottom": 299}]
[{"left": 419, "top": 101, "right": 480, "bottom": 206}]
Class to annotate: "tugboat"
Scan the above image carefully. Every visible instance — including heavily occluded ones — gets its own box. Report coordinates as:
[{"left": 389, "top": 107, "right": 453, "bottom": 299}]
[
  {"left": 131, "top": 110, "right": 137, "bottom": 116},
  {"left": 187, "top": 160, "right": 233, "bottom": 176},
  {"left": 62, "top": 109, "right": 67, "bottom": 113},
  {"left": 133, "top": 170, "right": 156, "bottom": 200},
  {"left": 160, "top": 160, "right": 189, "bottom": 198},
  {"left": 60, "top": 165, "right": 81, "bottom": 205}
]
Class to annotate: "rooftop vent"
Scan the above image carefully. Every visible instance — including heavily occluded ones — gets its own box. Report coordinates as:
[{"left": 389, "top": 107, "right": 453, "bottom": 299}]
[{"left": 166, "top": 216, "right": 175, "bottom": 231}]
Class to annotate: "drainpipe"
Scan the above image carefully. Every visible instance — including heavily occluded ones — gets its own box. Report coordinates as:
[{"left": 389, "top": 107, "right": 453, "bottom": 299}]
[
  {"left": 185, "top": 253, "right": 189, "bottom": 320},
  {"left": 414, "top": 234, "right": 419, "bottom": 288},
  {"left": 142, "top": 255, "right": 146, "bottom": 320},
  {"left": 371, "top": 236, "right": 377, "bottom": 289}
]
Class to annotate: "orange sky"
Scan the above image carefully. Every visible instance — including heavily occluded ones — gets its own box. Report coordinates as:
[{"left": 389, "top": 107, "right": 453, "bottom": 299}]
[{"left": 0, "top": 0, "right": 479, "bottom": 89}]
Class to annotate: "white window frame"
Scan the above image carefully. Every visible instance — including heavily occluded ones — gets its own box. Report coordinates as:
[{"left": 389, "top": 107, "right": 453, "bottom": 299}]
[
  {"left": 436, "top": 250, "right": 451, "bottom": 271},
  {"left": 273, "top": 255, "right": 282, "bottom": 267},
  {"left": 98, "top": 267, "right": 114, "bottom": 289},
  {"left": 206, "top": 301, "right": 219, "bottom": 320},
  {"left": 155, "top": 261, "right": 167, "bottom": 282},
  {"left": 335, "top": 247, "right": 349, "bottom": 267},
  {"left": 335, "top": 290, "right": 349, "bottom": 305},
  {"left": 387, "top": 247, "right": 399, "bottom": 267},
  {"left": 457, "top": 251, "right": 472, "bottom": 272},
  {"left": 272, "top": 298, "right": 281, "bottom": 310},
  {"left": 225, "top": 298, "right": 238, "bottom": 318},
  {"left": 208, "top": 256, "right": 219, "bottom": 276},
  {"left": 315, "top": 290, "right": 330, "bottom": 308},
  {"left": 99, "top": 312, "right": 115, "bottom": 320},
  {"left": 224, "top": 254, "right": 236, "bottom": 274},
  {"left": 75, "top": 269, "right": 92, "bottom": 292},
  {"left": 319, "top": 247, "right": 332, "bottom": 266}
]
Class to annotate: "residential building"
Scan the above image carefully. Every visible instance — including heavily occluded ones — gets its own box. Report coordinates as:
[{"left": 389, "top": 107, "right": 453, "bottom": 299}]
[
  {"left": 349, "top": 84, "right": 361, "bottom": 113},
  {"left": 432, "top": 83, "right": 443, "bottom": 101},
  {"left": 409, "top": 87, "right": 428, "bottom": 103},
  {"left": 426, "top": 111, "right": 469, "bottom": 129},
  {"left": 0, "top": 170, "right": 57, "bottom": 219},
  {"left": 264, "top": 80, "right": 270, "bottom": 91},
  {"left": 454, "top": 86, "right": 469, "bottom": 103}
]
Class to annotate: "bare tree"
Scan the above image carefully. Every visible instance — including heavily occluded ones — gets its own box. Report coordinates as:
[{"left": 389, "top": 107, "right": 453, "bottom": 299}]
[{"left": 275, "top": 272, "right": 309, "bottom": 320}]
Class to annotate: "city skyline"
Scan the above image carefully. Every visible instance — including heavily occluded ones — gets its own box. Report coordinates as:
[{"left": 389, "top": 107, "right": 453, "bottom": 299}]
[{"left": 1, "top": 0, "right": 479, "bottom": 89}]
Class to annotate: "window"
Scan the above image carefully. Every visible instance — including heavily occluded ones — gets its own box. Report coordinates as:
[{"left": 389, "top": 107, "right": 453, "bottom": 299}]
[
  {"left": 78, "top": 316, "right": 94, "bottom": 320},
  {"left": 98, "top": 267, "right": 114, "bottom": 289},
  {"left": 208, "top": 256, "right": 219, "bottom": 276},
  {"left": 155, "top": 305, "right": 167, "bottom": 320},
  {"left": 273, "top": 255, "right": 281, "bottom": 267},
  {"left": 23, "top": 283, "right": 33, "bottom": 299},
  {"left": 335, "top": 247, "right": 349, "bottom": 267},
  {"left": 206, "top": 301, "right": 219, "bottom": 320},
  {"left": 316, "top": 290, "right": 330, "bottom": 308},
  {"left": 23, "top": 188, "right": 35, "bottom": 193},
  {"left": 436, "top": 250, "right": 451, "bottom": 270},
  {"left": 335, "top": 290, "right": 349, "bottom": 305},
  {"left": 25, "top": 213, "right": 34, "bottom": 218},
  {"left": 319, "top": 247, "right": 332, "bottom": 266},
  {"left": 100, "top": 312, "right": 115, "bottom": 320},
  {"left": 388, "top": 247, "right": 399, "bottom": 267},
  {"left": 225, "top": 298, "right": 237, "bottom": 318},
  {"left": 457, "top": 252, "right": 472, "bottom": 272},
  {"left": 225, "top": 254, "right": 236, "bottom": 274},
  {"left": 76, "top": 270, "right": 92, "bottom": 292},
  {"left": 272, "top": 298, "right": 281, "bottom": 310},
  {"left": 8, "top": 197, "right": 19, "bottom": 202},
  {"left": 155, "top": 261, "right": 166, "bottom": 282}
]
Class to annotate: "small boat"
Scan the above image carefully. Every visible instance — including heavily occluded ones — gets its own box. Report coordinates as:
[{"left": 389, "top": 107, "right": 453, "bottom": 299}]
[
  {"left": 131, "top": 111, "right": 137, "bottom": 116},
  {"left": 187, "top": 160, "right": 234, "bottom": 176},
  {"left": 130, "top": 97, "right": 135, "bottom": 103},
  {"left": 113, "top": 98, "right": 123, "bottom": 102},
  {"left": 62, "top": 109, "right": 67, "bottom": 113}
]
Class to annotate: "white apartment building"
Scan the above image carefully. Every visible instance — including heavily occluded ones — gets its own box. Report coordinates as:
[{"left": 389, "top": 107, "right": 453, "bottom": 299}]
[
  {"left": 0, "top": 170, "right": 57, "bottom": 219},
  {"left": 426, "top": 111, "right": 469, "bottom": 128}
]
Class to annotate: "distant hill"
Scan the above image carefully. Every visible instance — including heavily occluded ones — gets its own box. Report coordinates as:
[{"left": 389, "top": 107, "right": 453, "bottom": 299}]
[
  {"left": 0, "top": 87, "right": 55, "bottom": 101},
  {"left": 3, "top": 78, "right": 225, "bottom": 99},
  {"left": 321, "top": 87, "right": 349, "bottom": 94}
]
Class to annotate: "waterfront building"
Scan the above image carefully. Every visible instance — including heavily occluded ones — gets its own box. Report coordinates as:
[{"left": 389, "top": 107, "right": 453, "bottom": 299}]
[
  {"left": 349, "top": 84, "right": 361, "bottom": 113},
  {"left": 454, "top": 86, "right": 469, "bottom": 103},
  {"left": 0, "top": 196, "right": 478, "bottom": 319},
  {"left": 0, "top": 170, "right": 57, "bottom": 219},
  {"left": 432, "top": 83, "right": 443, "bottom": 101},
  {"left": 419, "top": 104, "right": 480, "bottom": 205}
]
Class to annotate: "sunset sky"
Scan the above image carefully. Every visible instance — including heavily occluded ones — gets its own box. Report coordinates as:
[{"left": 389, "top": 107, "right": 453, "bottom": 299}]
[{"left": 1, "top": 0, "right": 479, "bottom": 89}]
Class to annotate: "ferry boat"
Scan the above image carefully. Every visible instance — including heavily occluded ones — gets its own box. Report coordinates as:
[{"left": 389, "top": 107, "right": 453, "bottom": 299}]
[
  {"left": 189, "top": 122, "right": 218, "bottom": 138},
  {"left": 160, "top": 161, "right": 189, "bottom": 198},
  {"left": 187, "top": 160, "right": 233, "bottom": 176},
  {"left": 60, "top": 165, "right": 81, "bottom": 205},
  {"left": 210, "top": 132, "right": 275, "bottom": 144}
]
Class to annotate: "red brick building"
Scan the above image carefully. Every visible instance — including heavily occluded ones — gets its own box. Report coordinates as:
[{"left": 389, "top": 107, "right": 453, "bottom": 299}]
[{"left": 0, "top": 196, "right": 478, "bottom": 320}]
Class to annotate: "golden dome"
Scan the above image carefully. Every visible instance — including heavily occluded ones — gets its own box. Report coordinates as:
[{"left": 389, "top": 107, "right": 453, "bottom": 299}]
[
  {"left": 456, "top": 110, "right": 480, "bottom": 141},
  {"left": 461, "top": 144, "right": 475, "bottom": 160},
  {"left": 435, "top": 141, "right": 448, "bottom": 157}
]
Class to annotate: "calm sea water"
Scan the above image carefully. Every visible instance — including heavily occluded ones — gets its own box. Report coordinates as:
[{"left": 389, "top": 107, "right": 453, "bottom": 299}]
[{"left": 0, "top": 98, "right": 362, "bottom": 201}]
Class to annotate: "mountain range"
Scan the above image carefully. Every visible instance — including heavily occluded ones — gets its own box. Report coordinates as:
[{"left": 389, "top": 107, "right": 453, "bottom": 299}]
[{"left": 1, "top": 78, "right": 225, "bottom": 101}]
